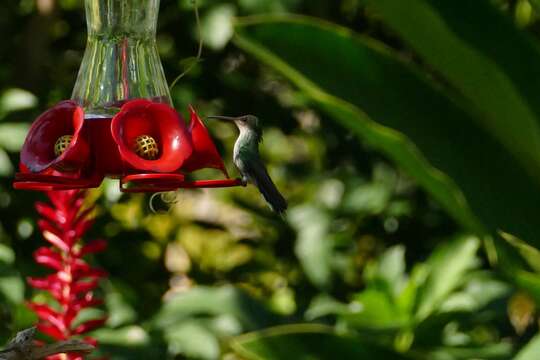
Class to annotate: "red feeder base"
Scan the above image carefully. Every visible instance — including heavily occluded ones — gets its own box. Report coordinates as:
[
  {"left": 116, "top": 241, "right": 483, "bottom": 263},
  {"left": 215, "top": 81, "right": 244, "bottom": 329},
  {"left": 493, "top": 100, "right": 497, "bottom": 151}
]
[
  {"left": 13, "top": 173, "right": 245, "bottom": 193},
  {"left": 14, "top": 100, "right": 243, "bottom": 194},
  {"left": 120, "top": 174, "right": 245, "bottom": 193}
]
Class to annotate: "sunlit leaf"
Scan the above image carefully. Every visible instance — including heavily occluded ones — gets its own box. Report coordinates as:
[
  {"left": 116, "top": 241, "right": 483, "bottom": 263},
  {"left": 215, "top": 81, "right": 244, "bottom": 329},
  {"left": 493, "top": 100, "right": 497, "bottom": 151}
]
[
  {"left": 92, "top": 326, "right": 164, "bottom": 359},
  {"left": 515, "top": 334, "right": 540, "bottom": 360},
  {"left": 439, "top": 272, "right": 510, "bottom": 313},
  {"left": 164, "top": 320, "right": 220, "bottom": 360},
  {"left": 0, "top": 148, "right": 13, "bottom": 177},
  {"left": 500, "top": 231, "right": 540, "bottom": 273},
  {"left": 0, "top": 88, "right": 37, "bottom": 116},
  {"left": 0, "top": 243, "right": 15, "bottom": 265},
  {"left": 0, "top": 123, "right": 30, "bottom": 152},
  {"left": 201, "top": 4, "right": 236, "bottom": 50},
  {"left": 365, "top": 245, "right": 406, "bottom": 298},
  {"left": 0, "top": 270, "right": 25, "bottom": 304},
  {"left": 346, "top": 289, "right": 406, "bottom": 330},
  {"left": 288, "top": 205, "right": 334, "bottom": 289},
  {"left": 93, "top": 326, "right": 150, "bottom": 347},
  {"left": 342, "top": 183, "right": 391, "bottom": 215},
  {"left": 414, "top": 236, "right": 480, "bottom": 321},
  {"left": 305, "top": 295, "right": 350, "bottom": 321},
  {"left": 105, "top": 286, "right": 137, "bottom": 328}
]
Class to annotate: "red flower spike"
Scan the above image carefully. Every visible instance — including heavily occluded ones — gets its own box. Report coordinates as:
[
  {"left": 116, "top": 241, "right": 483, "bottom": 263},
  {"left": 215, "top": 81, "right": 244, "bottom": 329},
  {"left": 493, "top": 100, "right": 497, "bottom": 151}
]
[
  {"left": 41, "top": 229, "right": 71, "bottom": 253},
  {"left": 73, "top": 318, "right": 108, "bottom": 335},
  {"left": 27, "top": 303, "right": 61, "bottom": 322},
  {"left": 28, "top": 190, "right": 107, "bottom": 359},
  {"left": 27, "top": 276, "right": 55, "bottom": 291},
  {"left": 183, "top": 106, "right": 229, "bottom": 177},
  {"left": 36, "top": 202, "right": 67, "bottom": 226},
  {"left": 72, "top": 278, "right": 100, "bottom": 294},
  {"left": 111, "top": 99, "right": 193, "bottom": 173},
  {"left": 21, "top": 101, "right": 90, "bottom": 173},
  {"left": 37, "top": 220, "right": 65, "bottom": 242},
  {"left": 38, "top": 323, "right": 67, "bottom": 341},
  {"left": 37, "top": 218, "right": 62, "bottom": 235},
  {"left": 34, "top": 247, "right": 63, "bottom": 271}
]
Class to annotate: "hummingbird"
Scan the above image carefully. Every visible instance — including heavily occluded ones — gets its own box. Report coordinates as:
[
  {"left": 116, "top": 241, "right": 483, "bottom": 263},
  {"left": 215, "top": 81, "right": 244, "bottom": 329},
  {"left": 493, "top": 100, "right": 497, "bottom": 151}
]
[{"left": 208, "top": 115, "right": 288, "bottom": 214}]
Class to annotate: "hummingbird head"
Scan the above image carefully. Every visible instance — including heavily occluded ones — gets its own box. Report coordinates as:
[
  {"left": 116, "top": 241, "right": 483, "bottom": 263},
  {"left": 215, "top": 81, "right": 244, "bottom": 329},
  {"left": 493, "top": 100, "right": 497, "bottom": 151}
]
[{"left": 208, "top": 115, "right": 262, "bottom": 138}]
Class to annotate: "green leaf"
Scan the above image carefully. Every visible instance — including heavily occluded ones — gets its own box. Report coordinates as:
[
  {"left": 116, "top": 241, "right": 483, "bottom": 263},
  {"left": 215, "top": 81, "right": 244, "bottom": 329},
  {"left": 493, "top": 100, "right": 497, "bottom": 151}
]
[
  {"left": 233, "top": 15, "right": 540, "bottom": 248},
  {"left": 0, "top": 123, "right": 30, "bottom": 152},
  {"left": 515, "top": 334, "right": 540, "bottom": 360},
  {"left": 499, "top": 231, "right": 540, "bottom": 273},
  {"left": 363, "top": 0, "right": 540, "bottom": 184},
  {"left": 93, "top": 326, "right": 150, "bottom": 347},
  {"left": 105, "top": 283, "right": 137, "bottom": 328},
  {"left": 414, "top": 236, "right": 480, "bottom": 321},
  {"left": 0, "top": 269, "right": 25, "bottom": 305},
  {"left": 164, "top": 320, "right": 220, "bottom": 360},
  {"left": 0, "top": 88, "right": 37, "bottom": 116},
  {"left": 0, "top": 148, "right": 13, "bottom": 177},
  {"left": 0, "top": 243, "right": 15, "bottom": 265},
  {"left": 305, "top": 295, "right": 350, "bottom": 321},
  {"left": 439, "top": 272, "right": 510, "bottom": 313},
  {"left": 289, "top": 205, "right": 333, "bottom": 289},
  {"left": 201, "top": 4, "right": 236, "bottom": 50},
  {"left": 365, "top": 245, "right": 406, "bottom": 298},
  {"left": 153, "top": 286, "right": 280, "bottom": 331},
  {"left": 509, "top": 269, "right": 540, "bottom": 304},
  {"left": 346, "top": 289, "right": 406, "bottom": 330},
  {"left": 396, "top": 264, "right": 428, "bottom": 317},
  {"left": 92, "top": 326, "right": 165, "bottom": 359},
  {"left": 530, "top": 0, "right": 540, "bottom": 13},
  {"left": 230, "top": 324, "right": 408, "bottom": 360},
  {"left": 11, "top": 304, "right": 37, "bottom": 334},
  {"left": 342, "top": 183, "right": 392, "bottom": 215}
]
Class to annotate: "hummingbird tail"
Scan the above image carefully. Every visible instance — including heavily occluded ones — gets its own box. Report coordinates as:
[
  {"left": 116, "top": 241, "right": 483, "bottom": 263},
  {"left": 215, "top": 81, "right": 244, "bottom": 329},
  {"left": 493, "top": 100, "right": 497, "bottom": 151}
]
[{"left": 255, "top": 175, "right": 288, "bottom": 214}]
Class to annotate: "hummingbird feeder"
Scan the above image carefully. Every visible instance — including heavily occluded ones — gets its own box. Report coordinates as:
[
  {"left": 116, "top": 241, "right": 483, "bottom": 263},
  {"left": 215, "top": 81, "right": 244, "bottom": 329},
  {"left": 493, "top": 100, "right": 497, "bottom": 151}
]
[
  {"left": 14, "top": 0, "right": 243, "bottom": 193},
  {"left": 12, "top": 1, "right": 246, "bottom": 356}
]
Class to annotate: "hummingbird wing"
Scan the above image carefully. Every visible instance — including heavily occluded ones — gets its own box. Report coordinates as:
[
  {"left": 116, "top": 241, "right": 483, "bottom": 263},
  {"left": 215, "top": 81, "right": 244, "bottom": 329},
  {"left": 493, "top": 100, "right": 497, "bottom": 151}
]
[{"left": 238, "top": 149, "right": 288, "bottom": 214}]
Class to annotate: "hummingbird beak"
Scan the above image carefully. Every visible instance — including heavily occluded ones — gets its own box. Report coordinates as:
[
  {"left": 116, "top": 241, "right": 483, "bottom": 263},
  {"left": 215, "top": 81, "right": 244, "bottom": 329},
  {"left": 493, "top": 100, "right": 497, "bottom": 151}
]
[{"left": 207, "top": 116, "right": 238, "bottom": 122}]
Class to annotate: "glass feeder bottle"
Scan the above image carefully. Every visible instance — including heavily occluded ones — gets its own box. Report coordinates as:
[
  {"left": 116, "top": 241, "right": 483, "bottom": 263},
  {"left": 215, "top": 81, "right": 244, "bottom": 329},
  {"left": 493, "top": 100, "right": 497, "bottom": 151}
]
[
  {"left": 72, "top": 0, "right": 172, "bottom": 119},
  {"left": 15, "top": 0, "right": 234, "bottom": 191}
]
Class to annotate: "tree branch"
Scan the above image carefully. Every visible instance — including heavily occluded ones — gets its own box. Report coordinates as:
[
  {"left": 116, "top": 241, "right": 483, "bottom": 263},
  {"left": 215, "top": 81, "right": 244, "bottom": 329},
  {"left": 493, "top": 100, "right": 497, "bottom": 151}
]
[{"left": 0, "top": 328, "right": 94, "bottom": 360}]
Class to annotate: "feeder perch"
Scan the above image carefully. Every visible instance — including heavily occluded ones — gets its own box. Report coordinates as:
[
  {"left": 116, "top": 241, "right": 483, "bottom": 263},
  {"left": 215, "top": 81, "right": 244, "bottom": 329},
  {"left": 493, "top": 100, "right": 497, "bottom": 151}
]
[{"left": 13, "top": 0, "right": 243, "bottom": 193}]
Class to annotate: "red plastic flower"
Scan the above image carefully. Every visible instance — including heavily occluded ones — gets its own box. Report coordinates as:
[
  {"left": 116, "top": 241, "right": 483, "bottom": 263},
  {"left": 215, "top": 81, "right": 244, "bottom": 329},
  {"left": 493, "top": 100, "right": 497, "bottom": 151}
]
[
  {"left": 20, "top": 101, "right": 89, "bottom": 173},
  {"left": 111, "top": 99, "right": 193, "bottom": 173},
  {"left": 15, "top": 99, "right": 238, "bottom": 192},
  {"left": 184, "top": 106, "right": 229, "bottom": 177}
]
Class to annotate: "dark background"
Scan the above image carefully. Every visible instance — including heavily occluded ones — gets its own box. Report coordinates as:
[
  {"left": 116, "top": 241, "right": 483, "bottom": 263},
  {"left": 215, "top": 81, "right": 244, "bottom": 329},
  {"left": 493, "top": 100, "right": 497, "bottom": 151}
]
[{"left": 0, "top": 0, "right": 537, "bottom": 359}]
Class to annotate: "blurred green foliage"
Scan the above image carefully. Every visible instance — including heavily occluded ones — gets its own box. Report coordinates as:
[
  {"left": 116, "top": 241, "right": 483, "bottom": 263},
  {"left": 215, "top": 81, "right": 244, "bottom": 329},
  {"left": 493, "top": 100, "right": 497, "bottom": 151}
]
[{"left": 2, "top": 0, "right": 540, "bottom": 359}]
